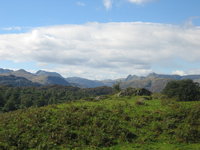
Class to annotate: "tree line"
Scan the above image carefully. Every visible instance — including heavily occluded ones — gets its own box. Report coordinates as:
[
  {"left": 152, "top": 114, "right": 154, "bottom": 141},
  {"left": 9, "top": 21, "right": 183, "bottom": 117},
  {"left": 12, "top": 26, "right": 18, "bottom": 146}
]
[{"left": 0, "top": 85, "right": 113, "bottom": 112}]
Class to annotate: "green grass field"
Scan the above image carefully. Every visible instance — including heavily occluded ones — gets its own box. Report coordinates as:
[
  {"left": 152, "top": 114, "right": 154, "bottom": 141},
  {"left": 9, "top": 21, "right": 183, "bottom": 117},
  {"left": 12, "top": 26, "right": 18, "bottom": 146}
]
[{"left": 0, "top": 94, "right": 200, "bottom": 149}]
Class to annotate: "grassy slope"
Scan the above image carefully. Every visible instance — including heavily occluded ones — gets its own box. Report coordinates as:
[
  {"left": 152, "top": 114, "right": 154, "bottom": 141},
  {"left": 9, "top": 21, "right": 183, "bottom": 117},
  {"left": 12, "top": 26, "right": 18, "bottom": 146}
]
[{"left": 0, "top": 95, "right": 200, "bottom": 150}]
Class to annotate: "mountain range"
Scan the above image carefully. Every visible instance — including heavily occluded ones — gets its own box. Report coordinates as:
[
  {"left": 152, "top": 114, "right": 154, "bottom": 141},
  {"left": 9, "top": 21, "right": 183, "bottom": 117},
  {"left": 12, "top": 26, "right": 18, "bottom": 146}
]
[
  {"left": 1, "top": 68, "right": 200, "bottom": 92},
  {"left": 121, "top": 73, "right": 200, "bottom": 92},
  {"left": 0, "top": 69, "right": 70, "bottom": 86}
]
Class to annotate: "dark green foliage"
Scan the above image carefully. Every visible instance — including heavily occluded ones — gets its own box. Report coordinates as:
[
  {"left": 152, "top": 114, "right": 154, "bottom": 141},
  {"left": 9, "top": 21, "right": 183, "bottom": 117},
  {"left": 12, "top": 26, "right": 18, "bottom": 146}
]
[
  {"left": 113, "top": 82, "right": 121, "bottom": 92},
  {"left": 0, "top": 93, "right": 4, "bottom": 108},
  {"left": 162, "top": 79, "right": 200, "bottom": 101},
  {"left": 163, "top": 103, "right": 200, "bottom": 143},
  {"left": 118, "top": 87, "right": 152, "bottom": 97},
  {"left": 0, "top": 85, "right": 113, "bottom": 112},
  {"left": 0, "top": 104, "right": 136, "bottom": 149}
]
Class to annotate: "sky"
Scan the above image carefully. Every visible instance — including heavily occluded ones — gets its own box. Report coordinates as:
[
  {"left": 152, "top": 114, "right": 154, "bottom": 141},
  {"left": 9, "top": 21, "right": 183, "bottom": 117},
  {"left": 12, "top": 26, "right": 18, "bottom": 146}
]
[{"left": 0, "top": 0, "right": 200, "bottom": 79}]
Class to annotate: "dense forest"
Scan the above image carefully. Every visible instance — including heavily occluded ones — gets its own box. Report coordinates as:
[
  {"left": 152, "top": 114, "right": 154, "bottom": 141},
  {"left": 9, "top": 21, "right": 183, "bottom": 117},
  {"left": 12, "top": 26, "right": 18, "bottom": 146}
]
[{"left": 0, "top": 85, "right": 113, "bottom": 112}]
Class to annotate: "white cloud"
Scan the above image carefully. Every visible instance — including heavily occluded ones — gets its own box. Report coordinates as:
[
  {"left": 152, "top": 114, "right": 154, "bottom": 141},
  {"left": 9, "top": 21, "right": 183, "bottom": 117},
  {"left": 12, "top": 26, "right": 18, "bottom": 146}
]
[
  {"left": 76, "top": 1, "right": 86, "bottom": 7},
  {"left": 172, "top": 69, "right": 200, "bottom": 76},
  {"left": 0, "top": 22, "right": 200, "bottom": 79},
  {"left": 128, "top": 0, "right": 156, "bottom": 4},
  {"left": 103, "top": 0, "right": 113, "bottom": 10},
  {"left": 172, "top": 70, "right": 186, "bottom": 76}
]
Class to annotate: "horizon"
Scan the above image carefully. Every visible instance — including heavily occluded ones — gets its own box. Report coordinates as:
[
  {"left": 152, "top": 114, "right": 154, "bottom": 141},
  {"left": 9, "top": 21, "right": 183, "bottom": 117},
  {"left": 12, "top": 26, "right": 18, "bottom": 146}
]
[
  {"left": 1, "top": 67, "right": 200, "bottom": 81},
  {"left": 0, "top": 0, "right": 200, "bottom": 80}
]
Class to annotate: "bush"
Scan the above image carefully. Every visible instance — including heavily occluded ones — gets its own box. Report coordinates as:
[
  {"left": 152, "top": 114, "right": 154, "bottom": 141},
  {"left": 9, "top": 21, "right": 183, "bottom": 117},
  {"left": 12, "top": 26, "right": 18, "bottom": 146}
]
[
  {"left": 173, "top": 104, "right": 200, "bottom": 143},
  {"left": 135, "top": 99, "right": 146, "bottom": 106}
]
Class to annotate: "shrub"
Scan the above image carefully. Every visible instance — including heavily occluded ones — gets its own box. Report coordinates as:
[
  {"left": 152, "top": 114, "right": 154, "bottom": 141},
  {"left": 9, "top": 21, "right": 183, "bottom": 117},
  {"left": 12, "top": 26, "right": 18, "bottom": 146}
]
[
  {"left": 135, "top": 99, "right": 146, "bottom": 105},
  {"left": 174, "top": 104, "right": 200, "bottom": 143},
  {"left": 0, "top": 104, "right": 137, "bottom": 149}
]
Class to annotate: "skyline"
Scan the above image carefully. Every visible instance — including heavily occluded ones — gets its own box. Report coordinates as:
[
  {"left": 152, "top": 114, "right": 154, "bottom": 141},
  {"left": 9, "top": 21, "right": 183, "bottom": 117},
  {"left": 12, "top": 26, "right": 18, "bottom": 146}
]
[{"left": 0, "top": 0, "right": 200, "bottom": 79}]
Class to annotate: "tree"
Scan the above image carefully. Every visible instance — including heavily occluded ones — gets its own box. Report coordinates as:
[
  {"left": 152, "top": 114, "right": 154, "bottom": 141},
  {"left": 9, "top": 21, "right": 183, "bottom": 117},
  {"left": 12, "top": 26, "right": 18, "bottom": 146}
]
[
  {"left": 20, "top": 94, "right": 34, "bottom": 108},
  {"left": 3, "top": 97, "right": 16, "bottom": 112},
  {"left": 0, "top": 93, "right": 4, "bottom": 108},
  {"left": 113, "top": 82, "right": 121, "bottom": 92},
  {"left": 162, "top": 79, "right": 200, "bottom": 101}
]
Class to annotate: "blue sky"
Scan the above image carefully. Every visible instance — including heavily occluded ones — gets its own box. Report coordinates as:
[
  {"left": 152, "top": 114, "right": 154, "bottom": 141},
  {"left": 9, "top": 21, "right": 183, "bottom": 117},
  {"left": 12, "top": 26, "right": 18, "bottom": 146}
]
[
  {"left": 0, "top": 0, "right": 200, "bottom": 28},
  {"left": 0, "top": 0, "right": 200, "bottom": 79}
]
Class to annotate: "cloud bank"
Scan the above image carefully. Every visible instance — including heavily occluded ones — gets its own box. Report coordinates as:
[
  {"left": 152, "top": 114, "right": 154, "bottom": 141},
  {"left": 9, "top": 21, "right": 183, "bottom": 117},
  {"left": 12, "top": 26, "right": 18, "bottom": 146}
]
[{"left": 0, "top": 22, "right": 200, "bottom": 79}]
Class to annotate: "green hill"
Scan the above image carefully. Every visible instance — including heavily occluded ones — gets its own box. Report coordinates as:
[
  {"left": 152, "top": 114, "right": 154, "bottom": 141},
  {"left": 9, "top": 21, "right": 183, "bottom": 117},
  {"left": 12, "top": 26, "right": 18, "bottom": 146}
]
[{"left": 0, "top": 94, "right": 199, "bottom": 150}]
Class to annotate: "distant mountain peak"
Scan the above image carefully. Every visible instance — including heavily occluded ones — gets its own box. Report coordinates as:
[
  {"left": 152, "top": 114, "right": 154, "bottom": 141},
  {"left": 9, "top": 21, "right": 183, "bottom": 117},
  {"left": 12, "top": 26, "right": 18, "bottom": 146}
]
[
  {"left": 16, "top": 69, "right": 29, "bottom": 73},
  {"left": 0, "top": 68, "right": 13, "bottom": 74},
  {"left": 36, "top": 70, "right": 46, "bottom": 74},
  {"left": 36, "top": 70, "right": 63, "bottom": 78},
  {"left": 147, "top": 72, "right": 158, "bottom": 77},
  {"left": 125, "top": 74, "right": 143, "bottom": 81}
]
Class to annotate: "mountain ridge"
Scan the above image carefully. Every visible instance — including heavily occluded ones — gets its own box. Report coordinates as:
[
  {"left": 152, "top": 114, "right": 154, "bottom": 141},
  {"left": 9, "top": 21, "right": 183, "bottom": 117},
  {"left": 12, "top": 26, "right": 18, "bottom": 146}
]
[
  {"left": 1, "top": 68, "right": 200, "bottom": 92},
  {"left": 123, "top": 73, "right": 200, "bottom": 92},
  {"left": 0, "top": 68, "right": 70, "bottom": 86}
]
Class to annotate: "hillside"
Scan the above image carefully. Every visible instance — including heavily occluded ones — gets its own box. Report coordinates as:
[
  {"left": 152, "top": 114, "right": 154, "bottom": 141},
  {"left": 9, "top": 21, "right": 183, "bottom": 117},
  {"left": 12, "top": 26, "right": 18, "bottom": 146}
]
[
  {"left": 34, "top": 75, "right": 71, "bottom": 86},
  {"left": 0, "top": 75, "right": 40, "bottom": 87},
  {"left": 66, "top": 77, "right": 105, "bottom": 88},
  {"left": 0, "top": 95, "right": 199, "bottom": 149}
]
